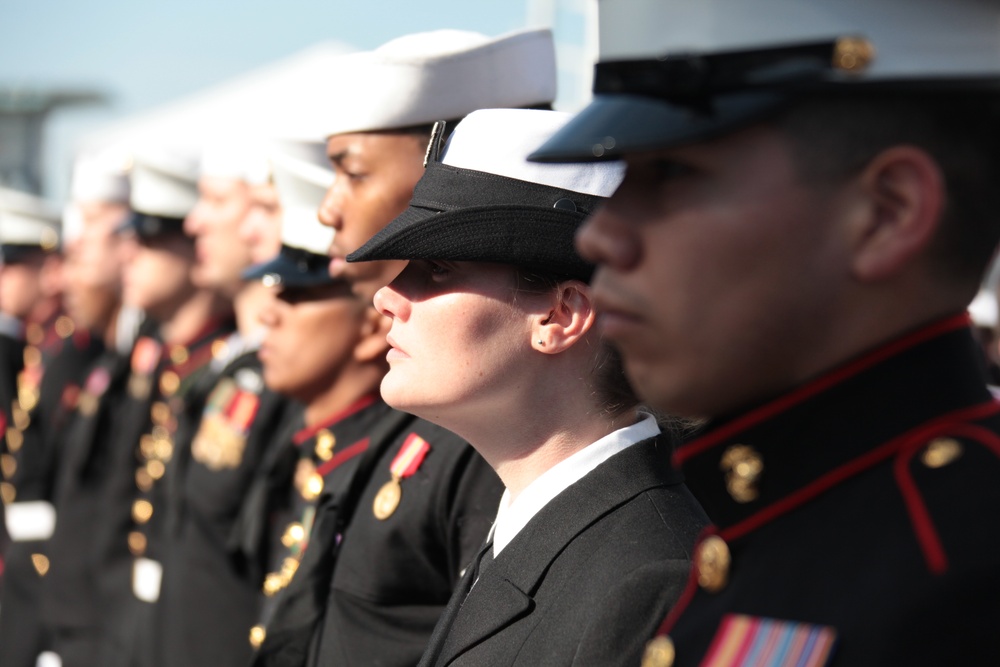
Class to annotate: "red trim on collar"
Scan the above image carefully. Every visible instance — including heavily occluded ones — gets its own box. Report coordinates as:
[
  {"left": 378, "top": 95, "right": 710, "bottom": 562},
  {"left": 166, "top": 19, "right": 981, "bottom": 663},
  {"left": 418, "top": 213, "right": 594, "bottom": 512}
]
[
  {"left": 652, "top": 397, "right": 1000, "bottom": 641},
  {"left": 894, "top": 420, "right": 1000, "bottom": 575},
  {"left": 675, "top": 313, "right": 972, "bottom": 467},
  {"left": 316, "top": 438, "right": 370, "bottom": 476},
  {"left": 293, "top": 393, "right": 379, "bottom": 445},
  {"left": 718, "top": 399, "right": 1000, "bottom": 545}
]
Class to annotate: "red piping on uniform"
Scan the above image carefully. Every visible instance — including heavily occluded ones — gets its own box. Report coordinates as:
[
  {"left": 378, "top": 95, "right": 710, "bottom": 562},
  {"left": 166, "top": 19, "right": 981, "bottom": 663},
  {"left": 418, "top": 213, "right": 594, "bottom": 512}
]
[
  {"left": 675, "top": 313, "right": 972, "bottom": 466},
  {"left": 893, "top": 441, "right": 948, "bottom": 574},
  {"left": 293, "top": 393, "right": 379, "bottom": 445},
  {"left": 719, "top": 399, "right": 1000, "bottom": 544},
  {"left": 651, "top": 400, "right": 1000, "bottom": 642},
  {"left": 316, "top": 438, "right": 370, "bottom": 476},
  {"left": 894, "top": 420, "right": 1000, "bottom": 575}
]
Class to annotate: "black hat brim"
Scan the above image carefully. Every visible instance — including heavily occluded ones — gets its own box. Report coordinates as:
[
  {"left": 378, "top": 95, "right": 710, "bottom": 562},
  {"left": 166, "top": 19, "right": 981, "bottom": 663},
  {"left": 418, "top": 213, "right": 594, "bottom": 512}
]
[
  {"left": 116, "top": 212, "right": 187, "bottom": 238},
  {"left": 243, "top": 245, "right": 338, "bottom": 288},
  {"left": 528, "top": 90, "right": 791, "bottom": 163},
  {"left": 0, "top": 244, "right": 48, "bottom": 263},
  {"left": 347, "top": 203, "right": 595, "bottom": 283}
]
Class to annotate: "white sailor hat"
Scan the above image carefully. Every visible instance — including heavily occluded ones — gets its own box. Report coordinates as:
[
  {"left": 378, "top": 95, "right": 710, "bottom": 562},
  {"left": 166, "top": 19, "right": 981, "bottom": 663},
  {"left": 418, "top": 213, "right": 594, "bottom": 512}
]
[
  {"left": 970, "top": 289, "right": 999, "bottom": 328},
  {"left": 349, "top": 109, "right": 625, "bottom": 282},
  {"left": 199, "top": 138, "right": 272, "bottom": 185},
  {"left": 0, "top": 187, "right": 61, "bottom": 262},
  {"left": 243, "top": 151, "right": 335, "bottom": 287},
  {"left": 315, "top": 27, "right": 556, "bottom": 138},
  {"left": 124, "top": 146, "right": 200, "bottom": 237},
  {"left": 70, "top": 147, "right": 132, "bottom": 204},
  {"left": 531, "top": 0, "right": 1000, "bottom": 162}
]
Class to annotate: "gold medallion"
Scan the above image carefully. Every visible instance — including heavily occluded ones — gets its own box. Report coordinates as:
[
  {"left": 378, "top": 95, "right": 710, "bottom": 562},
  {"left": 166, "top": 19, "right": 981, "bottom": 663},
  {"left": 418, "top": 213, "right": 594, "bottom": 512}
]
[{"left": 373, "top": 478, "right": 402, "bottom": 520}]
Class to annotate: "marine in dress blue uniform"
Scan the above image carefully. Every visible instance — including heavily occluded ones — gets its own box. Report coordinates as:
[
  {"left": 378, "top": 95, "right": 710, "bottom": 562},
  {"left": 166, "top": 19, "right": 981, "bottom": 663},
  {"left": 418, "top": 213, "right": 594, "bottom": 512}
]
[{"left": 530, "top": 1, "right": 1000, "bottom": 665}]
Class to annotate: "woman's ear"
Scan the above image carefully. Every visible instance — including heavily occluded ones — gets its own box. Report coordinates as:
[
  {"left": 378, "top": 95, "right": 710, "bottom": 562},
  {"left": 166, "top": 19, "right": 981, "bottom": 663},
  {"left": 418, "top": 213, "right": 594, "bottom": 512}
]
[
  {"left": 354, "top": 305, "right": 392, "bottom": 363},
  {"left": 849, "top": 145, "right": 945, "bottom": 282},
  {"left": 531, "top": 280, "right": 597, "bottom": 354}
]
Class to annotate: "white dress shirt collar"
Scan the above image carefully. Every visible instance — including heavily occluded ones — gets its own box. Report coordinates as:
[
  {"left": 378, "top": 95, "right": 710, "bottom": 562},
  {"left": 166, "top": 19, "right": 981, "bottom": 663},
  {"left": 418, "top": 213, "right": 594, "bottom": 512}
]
[{"left": 490, "top": 412, "right": 660, "bottom": 556}]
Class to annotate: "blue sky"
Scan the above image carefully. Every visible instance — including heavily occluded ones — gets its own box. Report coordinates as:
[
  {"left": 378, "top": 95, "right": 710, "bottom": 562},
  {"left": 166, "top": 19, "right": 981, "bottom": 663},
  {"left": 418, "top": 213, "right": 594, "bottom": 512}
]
[{"left": 0, "top": 0, "right": 540, "bottom": 198}]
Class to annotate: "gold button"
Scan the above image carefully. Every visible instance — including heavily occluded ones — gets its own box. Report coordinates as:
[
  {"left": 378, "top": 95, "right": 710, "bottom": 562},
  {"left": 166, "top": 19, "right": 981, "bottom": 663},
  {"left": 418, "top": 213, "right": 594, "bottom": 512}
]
[
  {"left": 132, "top": 499, "right": 154, "bottom": 524},
  {"left": 280, "top": 556, "right": 299, "bottom": 580},
  {"left": 25, "top": 324, "right": 44, "bottom": 346},
  {"left": 249, "top": 625, "right": 266, "bottom": 649},
  {"left": 153, "top": 437, "right": 174, "bottom": 461},
  {"left": 135, "top": 468, "right": 154, "bottom": 492},
  {"left": 262, "top": 572, "right": 284, "bottom": 596},
  {"left": 833, "top": 36, "right": 876, "bottom": 73},
  {"left": 146, "top": 460, "right": 166, "bottom": 480},
  {"left": 31, "top": 553, "right": 50, "bottom": 576},
  {"left": 696, "top": 535, "right": 731, "bottom": 593},
  {"left": 301, "top": 472, "right": 324, "bottom": 501},
  {"left": 128, "top": 531, "right": 147, "bottom": 556},
  {"left": 23, "top": 346, "right": 42, "bottom": 368},
  {"left": 922, "top": 437, "right": 963, "bottom": 469},
  {"left": 641, "top": 636, "right": 675, "bottom": 667},
  {"left": 5, "top": 428, "right": 22, "bottom": 453},
  {"left": 12, "top": 405, "right": 29, "bottom": 430},
  {"left": 315, "top": 430, "right": 336, "bottom": 462},
  {"left": 1, "top": 453, "right": 17, "bottom": 479},
  {"left": 55, "top": 316, "right": 76, "bottom": 339},
  {"left": 169, "top": 345, "right": 189, "bottom": 365},
  {"left": 281, "top": 522, "right": 306, "bottom": 548},
  {"left": 720, "top": 444, "right": 763, "bottom": 503},
  {"left": 139, "top": 435, "right": 156, "bottom": 459},
  {"left": 160, "top": 371, "right": 180, "bottom": 396},
  {"left": 150, "top": 402, "right": 171, "bottom": 425},
  {"left": 18, "top": 387, "right": 39, "bottom": 412},
  {"left": 0, "top": 482, "right": 15, "bottom": 503}
]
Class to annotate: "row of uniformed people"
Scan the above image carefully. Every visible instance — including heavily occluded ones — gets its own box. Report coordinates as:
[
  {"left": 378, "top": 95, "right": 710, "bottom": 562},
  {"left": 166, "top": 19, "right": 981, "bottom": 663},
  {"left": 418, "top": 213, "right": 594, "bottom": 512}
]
[
  {"left": 10, "top": 2, "right": 1000, "bottom": 665},
  {"left": 0, "top": 24, "right": 699, "bottom": 667}
]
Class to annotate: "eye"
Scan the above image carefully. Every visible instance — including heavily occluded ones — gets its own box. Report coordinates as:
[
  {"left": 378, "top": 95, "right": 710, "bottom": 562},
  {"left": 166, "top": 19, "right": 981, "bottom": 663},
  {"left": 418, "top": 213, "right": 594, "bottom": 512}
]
[
  {"left": 332, "top": 164, "right": 367, "bottom": 184},
  {"left": 425, "top": 260, "right": 451, "bottom": 279}
]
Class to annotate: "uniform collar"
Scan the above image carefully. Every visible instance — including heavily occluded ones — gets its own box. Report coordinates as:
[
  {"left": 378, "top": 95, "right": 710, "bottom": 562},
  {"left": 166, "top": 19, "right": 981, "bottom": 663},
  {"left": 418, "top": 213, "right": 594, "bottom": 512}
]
[
  {"left": 676, "top": 312, "right": 997, "bottom": 535},
  {"left": 491, "top": 412, "right": 660, "bottom": 555}
]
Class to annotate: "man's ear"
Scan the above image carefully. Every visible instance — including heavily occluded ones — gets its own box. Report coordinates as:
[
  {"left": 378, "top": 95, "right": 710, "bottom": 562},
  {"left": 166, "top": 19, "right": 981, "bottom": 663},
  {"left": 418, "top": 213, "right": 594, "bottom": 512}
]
[
  {"left": 354, "top": 305, "right": 392, "bottom": 363},
  {"left": 849, "top": 146, "right": 945, "bottom": 282},
  {"left": 531, "top": 280, "right": 597, "bottom": 355}
]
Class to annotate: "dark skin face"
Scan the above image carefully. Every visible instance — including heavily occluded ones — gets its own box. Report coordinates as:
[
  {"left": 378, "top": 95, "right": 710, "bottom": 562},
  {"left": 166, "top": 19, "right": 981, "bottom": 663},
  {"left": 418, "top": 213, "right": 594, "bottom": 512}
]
[
  {"left": 257, "top": 281, "right": 368, "bottom": 402},
  {"left": 317, "top": 131, "right": 428, "bottom": 301},
  {"left": 575, "top": 126, "right": 852, "bottom": 418}
]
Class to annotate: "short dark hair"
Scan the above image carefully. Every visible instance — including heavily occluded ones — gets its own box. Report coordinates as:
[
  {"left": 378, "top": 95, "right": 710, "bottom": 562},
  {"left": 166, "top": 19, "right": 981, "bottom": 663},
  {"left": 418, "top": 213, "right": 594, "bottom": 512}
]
[{"left": 773, "top": 92, "right": 1000, "bottom": 287}]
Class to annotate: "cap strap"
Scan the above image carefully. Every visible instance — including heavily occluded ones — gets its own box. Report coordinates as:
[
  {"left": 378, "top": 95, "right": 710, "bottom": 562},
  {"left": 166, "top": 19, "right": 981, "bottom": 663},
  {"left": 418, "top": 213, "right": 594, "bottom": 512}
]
[{"left": 594, "top": 38, "right": 843, "bottom": 100}]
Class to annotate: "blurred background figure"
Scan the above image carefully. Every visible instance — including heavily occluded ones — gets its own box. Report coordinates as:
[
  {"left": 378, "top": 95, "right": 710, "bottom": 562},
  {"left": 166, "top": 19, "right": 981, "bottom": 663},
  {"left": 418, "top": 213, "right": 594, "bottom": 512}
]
[
  {"left": 149, "top": 137, "right": 305, "bottom": 667},
  {"left": 241, "top": 149, "right": 382, "bottom": 653},
  {"left": 96, "top": 145, "right": 235, "bottom": 667},
  {"left": 239, "top": 167, "right": 284, "bottom": 266},
  {"left": 0, "top": 185, "right": 65, "bottom": 667},
  {"left": 33, "top": 148, "right": 135, "bottom": 667}
]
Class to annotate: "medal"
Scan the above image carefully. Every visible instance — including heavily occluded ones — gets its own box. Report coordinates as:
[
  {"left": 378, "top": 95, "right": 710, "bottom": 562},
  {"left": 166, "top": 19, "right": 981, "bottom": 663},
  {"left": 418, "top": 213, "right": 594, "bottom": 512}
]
[
  {"left": 373, "top": 478, "right": 402, "bottom": 519},
  {"left": 373, "top": 433, "right": 431, "bottom": 520}
]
